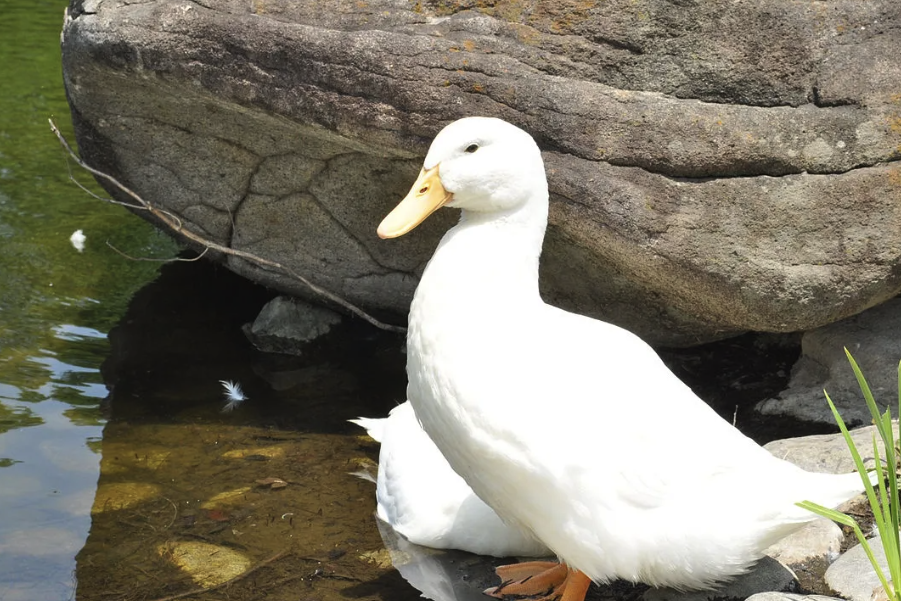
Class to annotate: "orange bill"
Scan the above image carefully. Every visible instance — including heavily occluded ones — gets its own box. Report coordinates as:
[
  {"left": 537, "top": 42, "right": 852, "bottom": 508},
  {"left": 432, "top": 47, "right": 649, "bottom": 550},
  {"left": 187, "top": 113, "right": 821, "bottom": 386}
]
[{"left": 377, "top": 165, "right": 452, "bottom": 239}]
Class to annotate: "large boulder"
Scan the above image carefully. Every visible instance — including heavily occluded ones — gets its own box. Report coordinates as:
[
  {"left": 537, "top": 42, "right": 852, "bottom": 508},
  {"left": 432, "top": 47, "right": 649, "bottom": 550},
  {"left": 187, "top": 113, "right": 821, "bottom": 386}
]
[{"left": 61, "top": 0, "right": 901, "bottom": 345}]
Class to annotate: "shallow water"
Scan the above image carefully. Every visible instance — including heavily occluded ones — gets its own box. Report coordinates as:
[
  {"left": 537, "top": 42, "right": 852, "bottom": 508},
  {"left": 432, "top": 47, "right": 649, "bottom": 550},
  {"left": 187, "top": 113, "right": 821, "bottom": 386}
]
[
  {"left": 0, "top": 1, "right": 175, "bottom": 598},
  {"left": 75, "top": 258, "right": 423, "bottom": 601}
]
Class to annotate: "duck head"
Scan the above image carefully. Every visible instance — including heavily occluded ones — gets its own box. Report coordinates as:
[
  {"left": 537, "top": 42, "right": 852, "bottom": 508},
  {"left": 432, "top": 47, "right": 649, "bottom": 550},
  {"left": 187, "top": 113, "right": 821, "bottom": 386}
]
[{"left": 377, "top": 117, "right": 547, "bottom": 239}]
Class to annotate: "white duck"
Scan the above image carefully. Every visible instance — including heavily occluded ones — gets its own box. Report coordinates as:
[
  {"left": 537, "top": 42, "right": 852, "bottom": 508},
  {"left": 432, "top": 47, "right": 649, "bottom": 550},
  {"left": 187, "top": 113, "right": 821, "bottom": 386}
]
[
  {"left": 351, "top": 401, "right": 550, "bottom": 557},
  {"left": 376, "top": 117, "right": 868, "bottom": 601}
]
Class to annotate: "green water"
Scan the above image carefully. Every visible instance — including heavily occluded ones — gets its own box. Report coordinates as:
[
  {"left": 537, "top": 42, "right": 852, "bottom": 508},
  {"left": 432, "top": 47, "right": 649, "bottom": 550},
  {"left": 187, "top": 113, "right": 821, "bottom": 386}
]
[{"left": 0, "top": 1, "right": 177, "bottom": 598}]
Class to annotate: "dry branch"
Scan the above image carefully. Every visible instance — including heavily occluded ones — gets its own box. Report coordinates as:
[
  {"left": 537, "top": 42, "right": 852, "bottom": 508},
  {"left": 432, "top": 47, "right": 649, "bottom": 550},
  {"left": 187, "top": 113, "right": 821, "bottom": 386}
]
[{"left": 49, "top": 119, "right": 405, "bottom": 333}]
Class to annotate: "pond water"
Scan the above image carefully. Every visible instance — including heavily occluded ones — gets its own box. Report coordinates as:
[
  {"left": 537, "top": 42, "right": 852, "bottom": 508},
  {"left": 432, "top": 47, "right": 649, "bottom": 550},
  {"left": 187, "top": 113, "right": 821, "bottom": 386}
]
[
  {"left": 0, "top": 2, "right": 831, "bottom": 601},
  {"left": 0, "top": 1, "right": 175, "bottom": 599},
  {"left": 0, "top": 3, "right": 434, "bottom": 599}
]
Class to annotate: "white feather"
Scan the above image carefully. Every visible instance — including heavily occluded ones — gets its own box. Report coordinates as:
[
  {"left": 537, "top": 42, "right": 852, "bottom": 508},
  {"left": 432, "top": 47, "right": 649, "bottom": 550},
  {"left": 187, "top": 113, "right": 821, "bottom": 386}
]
[
  {"left": 351, "top": 402, "right": 549, "bottom": 557},
  {"left": 219, "top": 380, "right": 247, "bottom": 413},
  {"left": 70, "top": 229, "right": 86, "bottom": 252},
  {"left": 394, "top": 117, "right": 867, "bottom": 590}
]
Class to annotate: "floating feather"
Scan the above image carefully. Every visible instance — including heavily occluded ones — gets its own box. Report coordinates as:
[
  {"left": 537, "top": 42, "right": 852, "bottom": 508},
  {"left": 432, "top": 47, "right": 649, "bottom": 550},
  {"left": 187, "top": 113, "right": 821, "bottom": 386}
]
[{"left": 219, "top": 380, "right": 247, "bottom": 413}]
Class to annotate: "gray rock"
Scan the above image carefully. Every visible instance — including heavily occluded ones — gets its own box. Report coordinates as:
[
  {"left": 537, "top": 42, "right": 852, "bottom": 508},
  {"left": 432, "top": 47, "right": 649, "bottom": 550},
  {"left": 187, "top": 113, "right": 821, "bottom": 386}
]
[
  {"left": 765, "top": 518, "right": 844, "bottom": 568},
  {"left": 825, "top": 534, "right": 893, "bottom": 601},
  {"left": 746, "top": 593, "right": 842, "bottom": 601},
  {"left": 764, "top": 425, "right": 898, "bottom": 475},
  {"left": 60, "top": 0, "right": 901, "bottom": 345},
  {"left": 244, "top": 295, "right": 342, "bottom": 355},
  {"left": 643, "top": 556, "right": 798, "bottom": 601},
  {"left": 757, "top": 299, "right": 901, "bottom": 426}
]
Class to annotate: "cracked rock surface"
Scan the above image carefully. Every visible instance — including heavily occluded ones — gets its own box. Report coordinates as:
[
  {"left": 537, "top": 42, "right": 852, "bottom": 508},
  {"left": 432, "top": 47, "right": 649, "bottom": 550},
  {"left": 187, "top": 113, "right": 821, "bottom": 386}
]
[{"left": 61, "top": 0, "right": 901, "bottom": 345}]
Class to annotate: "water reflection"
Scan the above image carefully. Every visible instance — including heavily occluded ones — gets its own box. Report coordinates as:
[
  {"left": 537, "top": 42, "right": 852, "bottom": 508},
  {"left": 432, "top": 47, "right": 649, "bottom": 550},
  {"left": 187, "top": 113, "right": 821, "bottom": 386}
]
[
  {"left": 376, "top": 518, "right": 509, "bottom": 601},
  {"left": 0, "top": 0, "right": 178, "bottom": 598},
  {"left": 76, "top": 258, "right": 422, "bottom": 600}
]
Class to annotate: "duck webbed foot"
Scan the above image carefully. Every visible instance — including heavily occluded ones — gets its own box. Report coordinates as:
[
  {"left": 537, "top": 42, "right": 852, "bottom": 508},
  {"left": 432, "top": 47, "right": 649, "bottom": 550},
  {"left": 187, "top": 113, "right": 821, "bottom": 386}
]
[{"left": 484, "top": 561, "right": 591, "bottom": 601}]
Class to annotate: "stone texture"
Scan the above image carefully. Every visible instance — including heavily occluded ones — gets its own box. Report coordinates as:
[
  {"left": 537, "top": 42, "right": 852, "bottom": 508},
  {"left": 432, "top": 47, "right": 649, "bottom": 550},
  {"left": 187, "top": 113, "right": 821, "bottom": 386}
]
[
  {"left": 245, "top": 294, "right": 342, "bottom": 355},
  {"left": 61, "top": 0, "right": 901, "bottom": 345},
  {"left": 764, "top": 424, "right": 898, "bottom": 475},
  {"left": 765, "top": 518, "right": 844, "bottom": 568},
  {"left": 825, "top": 534, "right": 893, "bottom": 601},
  {"left": 158, "top": 541, "right": 252, "bottom": 588},
  {"left": 746, "top": 593, "right": 841, "bottom": 601},
  {"left": 757, "top": 298, "right": 901, "bottom": 426}
]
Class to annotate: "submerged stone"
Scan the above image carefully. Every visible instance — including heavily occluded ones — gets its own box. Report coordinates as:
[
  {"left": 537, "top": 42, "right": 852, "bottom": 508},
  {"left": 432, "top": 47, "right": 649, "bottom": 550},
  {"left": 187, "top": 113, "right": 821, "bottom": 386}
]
[
  {"left": 158, "top": 541, "right": 251, "bottom": 588},
  {"left": 91, "top": 482, "right": 160, "bottom": 513},
  {"left": 199, "top": 487, "right": 252, "bottom": 510}
]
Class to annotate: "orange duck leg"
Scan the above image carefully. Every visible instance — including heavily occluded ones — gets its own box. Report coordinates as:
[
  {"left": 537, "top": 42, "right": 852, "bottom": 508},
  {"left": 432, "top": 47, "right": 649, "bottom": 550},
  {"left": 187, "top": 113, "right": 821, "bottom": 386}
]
[{"left": 485, "top": 561, "right": 592, "bottom": 601}]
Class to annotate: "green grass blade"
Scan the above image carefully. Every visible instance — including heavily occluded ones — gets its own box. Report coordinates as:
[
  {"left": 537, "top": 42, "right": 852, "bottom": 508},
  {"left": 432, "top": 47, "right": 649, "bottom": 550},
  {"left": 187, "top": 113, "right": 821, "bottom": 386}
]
[
  {"left": 845, "top": 348, "right": 888, "bottom": 439},
  {"left": 804, "top": 351, "right": 901, "bottom": 601},
  {"left": 880, "top": 411, "right": 901, "bottom": 573},
  {"left": 797, "top": 501, "right": 859, "bottom": 528},
  {"left": 824, "top": 390, "right": 880, "bottom": 508},
  {"left": 873, "top": 436, "right": 889, "bottom": 526},
  {"left": 870, "top": 434, "right": 901, "bottom": 591}
]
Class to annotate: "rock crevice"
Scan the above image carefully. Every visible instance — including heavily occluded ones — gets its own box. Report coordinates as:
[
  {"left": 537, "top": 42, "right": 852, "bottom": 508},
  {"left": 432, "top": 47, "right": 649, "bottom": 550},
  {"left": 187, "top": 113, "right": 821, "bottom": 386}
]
[{"left": 62, "top": 0, "right": 901, "bottom": 344}]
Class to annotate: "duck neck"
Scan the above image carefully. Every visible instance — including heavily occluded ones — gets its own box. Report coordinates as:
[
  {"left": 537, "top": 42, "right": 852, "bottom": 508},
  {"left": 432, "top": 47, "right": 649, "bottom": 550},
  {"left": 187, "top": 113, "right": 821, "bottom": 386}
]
[{"left": 418, "top": 199, "right": 548, "bottom": 310}]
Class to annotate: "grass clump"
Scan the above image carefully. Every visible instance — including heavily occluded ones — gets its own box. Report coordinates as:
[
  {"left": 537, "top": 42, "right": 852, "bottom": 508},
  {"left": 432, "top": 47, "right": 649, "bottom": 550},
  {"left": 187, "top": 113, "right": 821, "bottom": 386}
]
[{"left": 798, "top": 349, "right": 901, "bottom": 601}]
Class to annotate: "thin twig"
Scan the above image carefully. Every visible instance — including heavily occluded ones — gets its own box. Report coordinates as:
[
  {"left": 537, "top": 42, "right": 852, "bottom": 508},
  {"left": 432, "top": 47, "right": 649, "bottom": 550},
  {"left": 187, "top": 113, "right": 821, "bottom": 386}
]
[
  {"left": 162, "top": 497, "right": 179, "bottom": 530},
  {"left": 148, "top": 548, "right": 290, "bottom": 601},
  {"left": 50, "top": 119, "right": 406, "bottom": 333},
  {"left": 106, "top": 241, "right": 209, "bottom": 263}
]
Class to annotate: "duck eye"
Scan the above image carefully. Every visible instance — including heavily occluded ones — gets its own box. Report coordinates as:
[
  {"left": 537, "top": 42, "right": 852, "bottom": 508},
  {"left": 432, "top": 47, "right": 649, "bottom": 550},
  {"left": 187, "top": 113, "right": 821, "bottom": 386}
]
[{"left": 464, "top": 144, "right": 479, "bottom": 154}]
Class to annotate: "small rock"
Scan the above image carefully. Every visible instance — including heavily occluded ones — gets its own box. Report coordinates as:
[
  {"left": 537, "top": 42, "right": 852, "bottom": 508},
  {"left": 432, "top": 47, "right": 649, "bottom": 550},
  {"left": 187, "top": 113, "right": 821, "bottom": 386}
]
[
  {"left": 158, "top": 541, "right": 251, "bottom": 587},
  {"left": 643, "top": 556, "right": 798, "bottom": 601},
  {"left": 824, "top": 534, "right": 893, "bottom": 601},
  {"left": 765, "top": 518, "right": 843, "bottom": 566},
  {"left": 756, "top": 299, "right": 901, "bottom": 426},
  {"left": 244, "top": 296, "right": 342, "bottom": 355}
]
